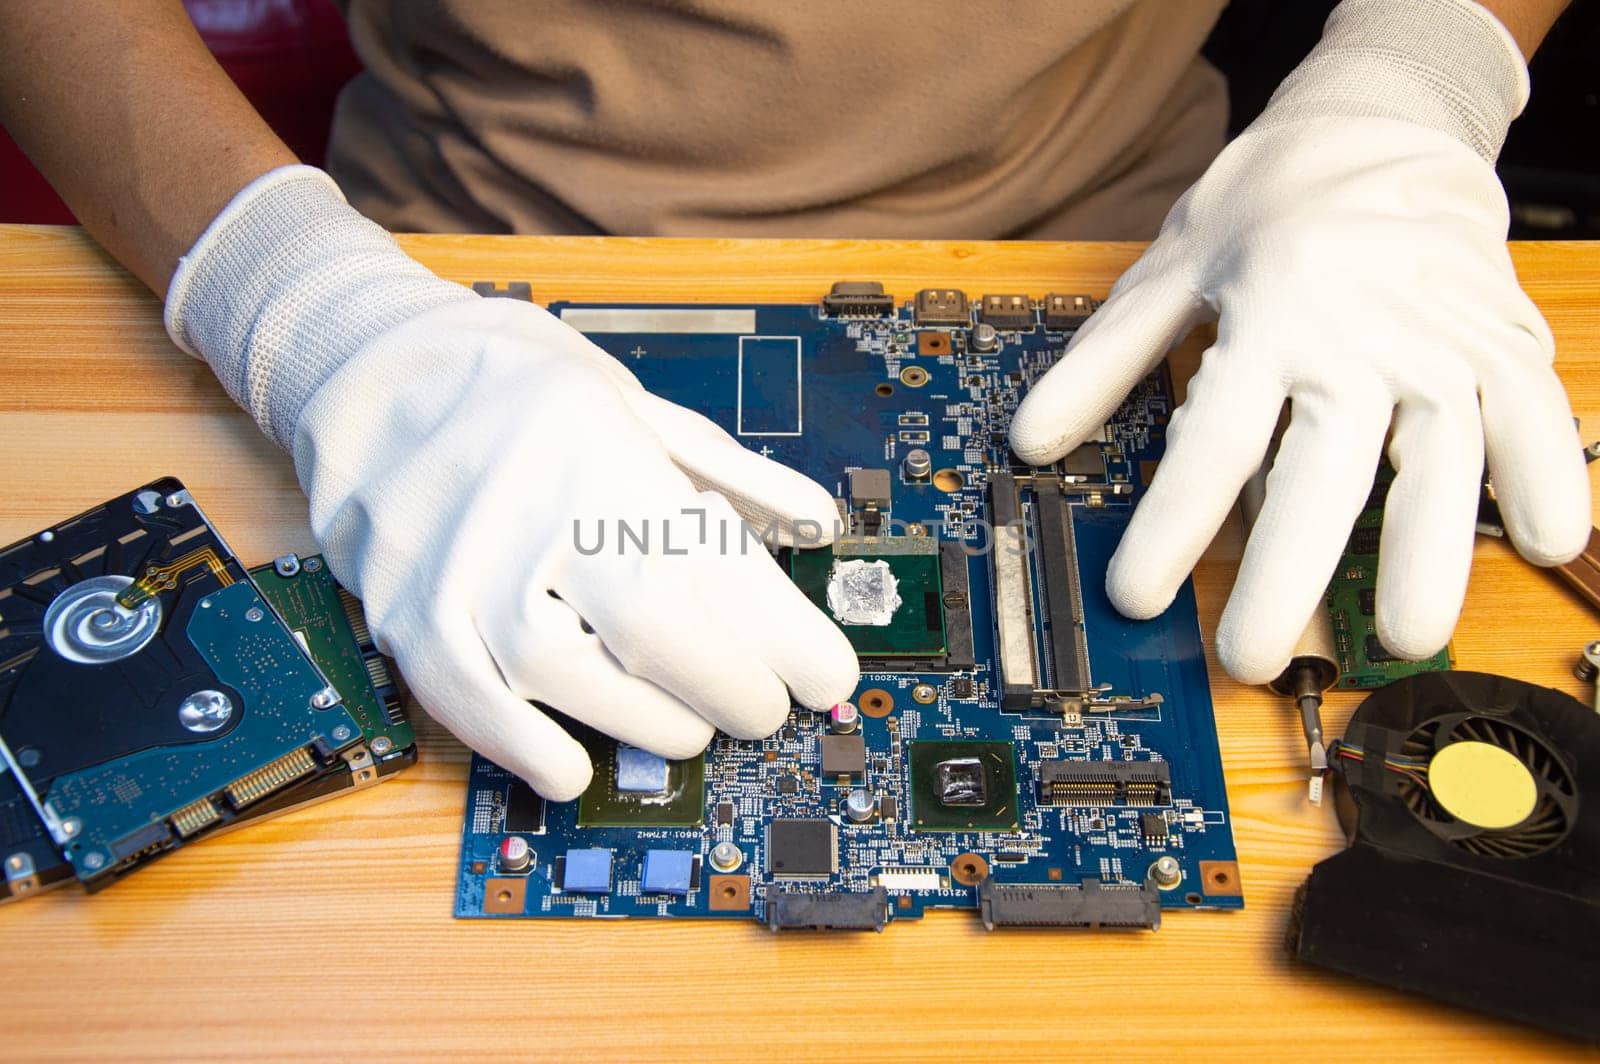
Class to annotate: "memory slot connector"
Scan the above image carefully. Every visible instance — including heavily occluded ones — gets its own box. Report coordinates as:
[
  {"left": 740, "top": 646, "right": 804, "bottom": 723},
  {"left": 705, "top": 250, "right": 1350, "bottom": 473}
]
[{"left": 1037, "top": 760, "right": 1172, "bottom": 806}]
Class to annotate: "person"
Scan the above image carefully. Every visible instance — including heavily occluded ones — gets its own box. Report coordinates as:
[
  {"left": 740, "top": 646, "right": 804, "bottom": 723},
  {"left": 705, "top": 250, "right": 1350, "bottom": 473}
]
[{"left": 0, "top": 0, "right": 1585, "bottom": 800}]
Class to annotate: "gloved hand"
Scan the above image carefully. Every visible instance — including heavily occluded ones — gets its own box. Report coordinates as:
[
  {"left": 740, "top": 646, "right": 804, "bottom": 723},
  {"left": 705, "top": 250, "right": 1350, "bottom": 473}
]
[
  {"left": 166, "top": 166, "right": 858, "bottom": 799},
  {"left": 1010, "top": 0, "right": 1590, "bottom": 684}
]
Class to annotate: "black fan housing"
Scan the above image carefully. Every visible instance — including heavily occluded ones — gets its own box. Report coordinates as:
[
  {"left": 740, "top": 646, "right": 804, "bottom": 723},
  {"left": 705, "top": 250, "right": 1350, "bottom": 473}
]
[{"left": 1292, "top": 671, "right": 1600, "bottom": 1043}]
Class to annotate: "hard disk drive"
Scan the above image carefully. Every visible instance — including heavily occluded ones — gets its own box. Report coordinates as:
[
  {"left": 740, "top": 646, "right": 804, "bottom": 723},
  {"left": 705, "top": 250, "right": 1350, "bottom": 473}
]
[{"left": 0, "top": 478, "right": 365, "bottom": 893}]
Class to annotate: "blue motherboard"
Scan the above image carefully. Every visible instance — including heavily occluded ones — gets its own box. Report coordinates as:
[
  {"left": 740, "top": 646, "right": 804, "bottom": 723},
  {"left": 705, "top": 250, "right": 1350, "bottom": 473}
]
[{"left": 456, "top": 285, "right": 1241, "bottom": 930}]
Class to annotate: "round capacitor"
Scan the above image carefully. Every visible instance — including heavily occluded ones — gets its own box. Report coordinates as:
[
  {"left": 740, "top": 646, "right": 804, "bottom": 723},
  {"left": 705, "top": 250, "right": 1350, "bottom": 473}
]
[
  {"left": 902, "top": 448, "right": 932, "bottom": 481},
  {"left": 829, "top": 701, "right": 860, "bottom": 734},
  {"left": 709, "top": 841, "right": 743, "bottom": 872},
  {"left": 969, "top": 322, "right": 1000, "bottom": 353},
  {"left": 498, "top": 835, "right": 532, "bottom": 873},
  {"left": 845, "top": 789, "right": 876, "bottom": 823}
]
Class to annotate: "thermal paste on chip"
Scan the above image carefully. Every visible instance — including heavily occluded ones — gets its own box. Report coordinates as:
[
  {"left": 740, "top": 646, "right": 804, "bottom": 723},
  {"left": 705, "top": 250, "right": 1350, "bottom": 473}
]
[{"left": 616, "top": 746, "right": 669, "bottom": 793}]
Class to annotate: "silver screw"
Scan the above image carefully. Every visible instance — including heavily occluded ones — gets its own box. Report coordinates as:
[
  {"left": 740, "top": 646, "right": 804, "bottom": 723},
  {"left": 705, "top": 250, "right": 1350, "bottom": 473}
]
[
  {"left": 310, "top": 687, "right": 338, "bottom": 709},
  {"left": 370, "top": 736, "right": 393, "bottom": 755},
  {"left": 272, "top": 554, "right": 302, "bottom": 578},
  {"left": 332, "top": 725, "right": 353, "bottom": 742},
  {"left": 1149, "top": 855, "right": 1182, "bottom": 890},
  {"left": 304, "top": 557, "right": 323, "bottom": 572},
  {"left": 83, "top": 852, "right": 106, "bottom": 871},
  {"left": 60, "top": 817, "right": 82, "bottom": 839},
  {"left": 38, "top": 530, "right": 54, "bottom": 543},
  {"left": 244, "top": 606, "right": 264, "bottom": 623},
  {"left": 709, "top": 841, "right": 743, "bottom": 872}
]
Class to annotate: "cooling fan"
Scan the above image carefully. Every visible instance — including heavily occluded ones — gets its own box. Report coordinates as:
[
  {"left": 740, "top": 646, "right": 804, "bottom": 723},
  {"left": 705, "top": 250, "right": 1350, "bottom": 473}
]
[{"left": 1289, "top": 671, "right": 1599, "bottom": 1042}]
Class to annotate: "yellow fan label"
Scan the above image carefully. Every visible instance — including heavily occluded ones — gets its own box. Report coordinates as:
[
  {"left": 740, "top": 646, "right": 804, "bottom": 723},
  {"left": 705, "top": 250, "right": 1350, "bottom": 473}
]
[{"left": 1428, "top": 740, "right": 1538, "bottom": 830}]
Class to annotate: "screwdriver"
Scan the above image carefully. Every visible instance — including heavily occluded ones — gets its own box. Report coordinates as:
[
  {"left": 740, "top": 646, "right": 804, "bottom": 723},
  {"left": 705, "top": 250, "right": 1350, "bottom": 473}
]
[
  {"left": 1269, "top": 645, "right": 1339, "bottom": 804},
  {"left": 1240, "top": 456, "right": 1341, "bottom": 804}
]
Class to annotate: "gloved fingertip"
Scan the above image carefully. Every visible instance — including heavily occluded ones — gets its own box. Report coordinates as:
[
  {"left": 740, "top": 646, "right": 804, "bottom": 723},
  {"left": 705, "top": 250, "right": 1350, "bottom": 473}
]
[
  {"left": 781, "top": 477, "right": 849, "bottom": 544},
  {"left": 1007, "top": 410, "right": 1066, "bottom": 467},
  {"left": 719, "top": 697, "right": 791, "bottom": 741},
  {"left": 1214, "top": 631, "right": 1289, "bottom": 688},
  {"left": 490, "top": 716, "right": 594, "bottom": 801},
  {"left": 790, "top": 629, "right": 862, "bottom": 712},
  {"left": 1373, "top": 614, "right": 1450, "bottom": 664},
  {"left": 510, "top": 749, "right": 593, "bottom": 803},
  {"left": 1104, "top": 550, "right": 1176, "bottom": 621},
  {"left": 635, "top": 719, "right": 716, "bottom": 762},
  {"left": 1509, "top": 512, "right": 1590, "bottom": 568},
  {"left": 706, "top": 671, "right": 792, "bottom": 740},
  {"left": 1212, "top": 595, "right": 1293, "bottom": 686}
]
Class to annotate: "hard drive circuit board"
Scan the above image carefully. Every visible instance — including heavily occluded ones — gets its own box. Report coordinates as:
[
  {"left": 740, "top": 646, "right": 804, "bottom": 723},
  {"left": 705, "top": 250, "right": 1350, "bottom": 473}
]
[{"left": 456, "top": 286, "right": 1242, "bottom": 930}]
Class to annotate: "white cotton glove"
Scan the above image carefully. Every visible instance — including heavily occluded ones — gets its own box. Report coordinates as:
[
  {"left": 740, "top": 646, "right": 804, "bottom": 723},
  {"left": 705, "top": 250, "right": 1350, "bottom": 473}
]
[
  {"left": 1010, "top": 0, "right": 1590, "bottom": 685},
  {"left": 166, "top": 165, "right": 859, "bottom": 799}
]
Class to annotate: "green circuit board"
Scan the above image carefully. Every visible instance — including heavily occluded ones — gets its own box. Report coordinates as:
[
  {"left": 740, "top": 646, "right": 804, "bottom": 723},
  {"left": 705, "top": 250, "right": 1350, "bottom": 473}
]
[
  {"left": 250, "top": 555, "right": 415, "bottom": 758},
  {"left": 1326, "top": 462, "right": 1453, "bottom": 689}
]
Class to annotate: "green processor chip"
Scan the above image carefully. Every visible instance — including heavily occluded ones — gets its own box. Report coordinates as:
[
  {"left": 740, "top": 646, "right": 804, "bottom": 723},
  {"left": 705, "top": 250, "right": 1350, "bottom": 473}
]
[
  {"left": 576, "top": 733, "right": 706, "bottom": 828},
  {"left": 789, "top": 538, "right": 945, "bottom": 658}
]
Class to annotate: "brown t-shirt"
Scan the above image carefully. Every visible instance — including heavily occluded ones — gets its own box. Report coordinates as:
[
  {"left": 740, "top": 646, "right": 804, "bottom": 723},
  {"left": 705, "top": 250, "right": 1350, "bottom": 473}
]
[{"left": 328, "top": 1, "right": 1228, "bottom": 240}]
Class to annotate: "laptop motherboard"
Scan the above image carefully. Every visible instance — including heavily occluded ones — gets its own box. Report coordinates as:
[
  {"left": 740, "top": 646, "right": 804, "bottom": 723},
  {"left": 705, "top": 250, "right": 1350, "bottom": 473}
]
[{"left": 455, "top": 284, "right": 1242, "bottom": 930}]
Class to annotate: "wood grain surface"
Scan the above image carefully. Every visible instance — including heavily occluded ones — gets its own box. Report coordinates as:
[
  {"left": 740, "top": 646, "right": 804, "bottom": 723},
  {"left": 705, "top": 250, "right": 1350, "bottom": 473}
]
[{"left": 0, "top": 225, "right": 1596, "bottom": 1061}]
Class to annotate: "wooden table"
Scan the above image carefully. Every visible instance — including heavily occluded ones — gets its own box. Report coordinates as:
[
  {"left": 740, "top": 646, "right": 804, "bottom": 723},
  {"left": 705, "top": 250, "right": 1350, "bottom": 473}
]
[{"left": 1, "top": 226, "right": 1595, "bottom": 1061}]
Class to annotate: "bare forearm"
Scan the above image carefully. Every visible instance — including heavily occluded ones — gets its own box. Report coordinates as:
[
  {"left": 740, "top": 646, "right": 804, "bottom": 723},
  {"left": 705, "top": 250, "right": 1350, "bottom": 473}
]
[
  {"left": 1476, "top": 0, "right": 1569, "bottom": 57},
  {"left": 0, "top": 0, "right": 294, "bottom": 293}
]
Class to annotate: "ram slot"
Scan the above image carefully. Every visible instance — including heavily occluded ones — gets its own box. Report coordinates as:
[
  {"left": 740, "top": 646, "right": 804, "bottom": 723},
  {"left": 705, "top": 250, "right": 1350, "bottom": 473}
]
[
  {"left": 987, "top": 473, "right": 1038, "bottom": 709},
  {"left": 1031, "top": 475, "right": 1091, "bottom": 693}
]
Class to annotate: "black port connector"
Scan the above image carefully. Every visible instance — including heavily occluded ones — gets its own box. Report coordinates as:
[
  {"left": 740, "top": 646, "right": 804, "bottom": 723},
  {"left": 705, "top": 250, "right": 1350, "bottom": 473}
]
[
  {"left": 767, "top": 887, "right": 890, "bottom": 932},
  {"left": 914, "top": 288, "right": 971, "bottom": 326},
  {"left": 470, "top": 281, "right": 534, "bottom": 301},
  {"left": 821, "top": 281, "right": 895, "bottom": 317},
  {"left": 978, "top": 879, "right": 1160, "bottom": 930},
  {"left": 978, "top": 294, "right": 1035, "bottom": 330},
  {"left": 1043, "top": 293, "right": 1097, "bottom": 330},
  {"left": 1037, "top": 759, "right": 1172, "bottom": 806}
]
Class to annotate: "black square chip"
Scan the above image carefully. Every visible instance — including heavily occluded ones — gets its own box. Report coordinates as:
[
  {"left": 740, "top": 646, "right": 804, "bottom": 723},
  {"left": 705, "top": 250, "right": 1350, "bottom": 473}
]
[
  {"left": 768, "top": 819, "right": 836, "bottom": 877},
  {"left": 907, "top": 740, "right": 1019, "bottom": 831},
  {"left": 820, "top": 734, "right": 866, "bottom": 778}
]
